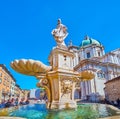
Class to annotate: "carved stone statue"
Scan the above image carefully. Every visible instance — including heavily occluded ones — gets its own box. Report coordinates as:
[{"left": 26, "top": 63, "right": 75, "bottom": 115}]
[{"left": 51, "top": 19, "right": 68, "bottom": 47}]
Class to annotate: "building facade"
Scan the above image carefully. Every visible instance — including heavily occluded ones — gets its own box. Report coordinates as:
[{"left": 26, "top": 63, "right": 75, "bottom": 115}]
[
  {"left": 0, "top": 64, "right": 16, "bottom": 102},
  {"left": 0, "top": 64, "right": 29, "bottom": 103},
  {"left": 14, "top": 84, "right": 22, "bottom": 99},
  {"left": 104, "top": 76, "right": 120, "bottom": 102},
  {"left": 22, "top": 90, "right": 30, "bottom": 100},
  {"left": 68, "top": 36, "right": 120, "bottom": 102},
  {"left": 14, "top": 84, "right": 30, "bottom": 102}
]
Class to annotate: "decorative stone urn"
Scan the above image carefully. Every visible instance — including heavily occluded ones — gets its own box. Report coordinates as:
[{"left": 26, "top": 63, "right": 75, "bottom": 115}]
[{"left": 10, "top": 19, "right": 94, "bottom": 109}]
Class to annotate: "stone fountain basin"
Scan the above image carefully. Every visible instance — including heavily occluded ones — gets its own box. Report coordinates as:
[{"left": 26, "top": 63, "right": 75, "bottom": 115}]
[{"left": 0, "top": 103, "right": 120, "bottom": 119}]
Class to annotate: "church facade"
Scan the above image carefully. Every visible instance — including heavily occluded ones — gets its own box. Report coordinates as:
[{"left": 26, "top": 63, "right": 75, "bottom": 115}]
[{"left": 68, "top": 36, "right": 120, "bottom": 102}]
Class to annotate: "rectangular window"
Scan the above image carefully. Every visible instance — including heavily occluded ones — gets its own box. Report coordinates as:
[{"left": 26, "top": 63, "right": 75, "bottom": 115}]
[
  {"left": 0, "top": 78, "right": 2, "bottom": 83},
  {"left": 4, "top": 76, "right": 7, "bottom": 80},
  {"left": 0, "top": 73, "right": 2, "bottom": 77},
  {"left": 87, "top": 52, "right": 90, "bottom": 58},
  {"left": 100, "top": 73, "right": 103, "bottom": 78},
  {"left": 98, "top": 52, "right": 101, "bottom": 56},
  {"left": 97, "top": 73, "right": 100, "bottom": 77},
  {"left": 3, "top": 82, "right": 5, "bottom": 85},
  {"left": 103, "top": 74, "right": 105, "bottom": 78}
]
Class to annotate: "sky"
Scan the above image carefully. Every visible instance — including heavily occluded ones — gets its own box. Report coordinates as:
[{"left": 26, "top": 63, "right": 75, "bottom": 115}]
[{"left": 0, "top": 0, "right": 120, "bottom": 89}]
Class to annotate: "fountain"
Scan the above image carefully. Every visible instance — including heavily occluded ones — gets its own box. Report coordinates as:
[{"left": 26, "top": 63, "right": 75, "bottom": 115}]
[{"left": 10, "top": 19, "right": 94, "bottom": 109}]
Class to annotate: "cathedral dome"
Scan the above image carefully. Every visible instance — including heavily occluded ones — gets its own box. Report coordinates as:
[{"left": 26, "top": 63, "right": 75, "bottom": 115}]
[{"left": 79, "top": 36, "right": 101, "bottom": 48}]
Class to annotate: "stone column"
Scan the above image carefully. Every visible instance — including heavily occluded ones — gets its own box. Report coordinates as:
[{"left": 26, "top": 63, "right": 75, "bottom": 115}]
[{"left": 81, "top": 82, "right": 86, "bottom": 100}]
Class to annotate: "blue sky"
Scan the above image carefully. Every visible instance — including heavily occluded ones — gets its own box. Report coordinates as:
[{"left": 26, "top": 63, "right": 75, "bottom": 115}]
[{"left": 0, "top": 0, "right": 120, "bottom": 89}]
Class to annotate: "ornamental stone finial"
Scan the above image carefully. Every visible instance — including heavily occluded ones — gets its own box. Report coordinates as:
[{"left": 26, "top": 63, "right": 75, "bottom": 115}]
[{"left": 51, "top": 19, "right": 68, "bottom": 47}]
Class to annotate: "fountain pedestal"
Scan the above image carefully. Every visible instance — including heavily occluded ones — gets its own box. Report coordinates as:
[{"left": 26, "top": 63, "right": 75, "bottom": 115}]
[
  {"left": 46, "top": 73, "right": 77, "bottom": 109},
  {"left": 37, "top": 47, "right": 79, "bottom": 109}
]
